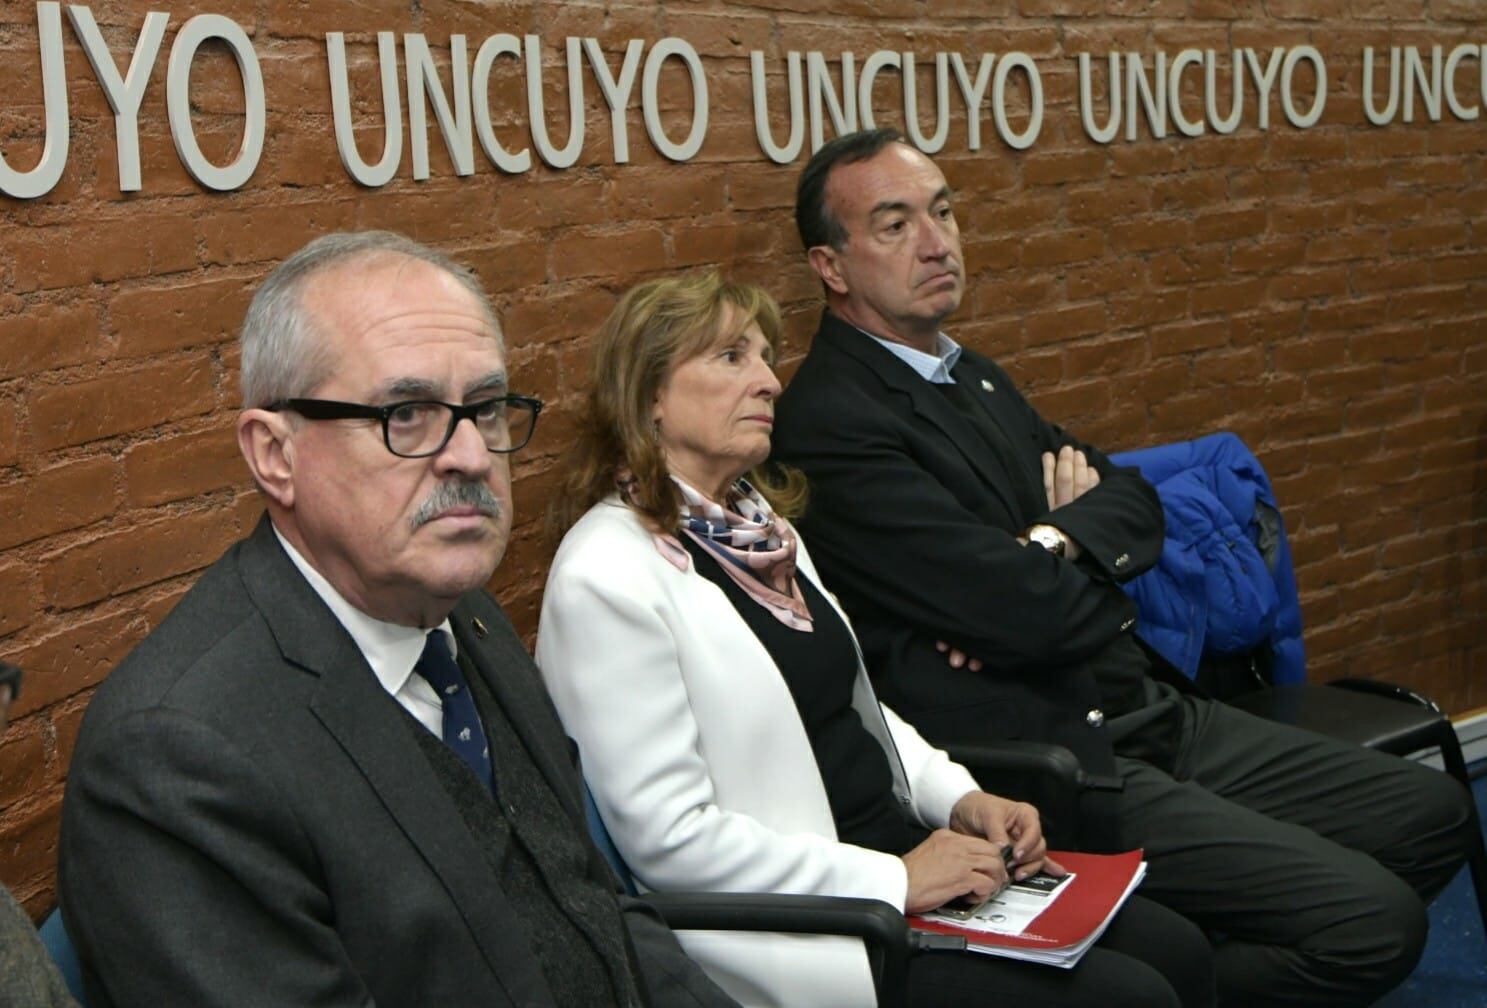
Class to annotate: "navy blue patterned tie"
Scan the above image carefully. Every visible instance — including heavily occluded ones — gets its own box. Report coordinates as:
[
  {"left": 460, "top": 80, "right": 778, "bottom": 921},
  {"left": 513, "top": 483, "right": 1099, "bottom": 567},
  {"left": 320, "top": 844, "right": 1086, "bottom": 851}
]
[{"left": 415, "top": 630, "right": 494, "bottom": 794}]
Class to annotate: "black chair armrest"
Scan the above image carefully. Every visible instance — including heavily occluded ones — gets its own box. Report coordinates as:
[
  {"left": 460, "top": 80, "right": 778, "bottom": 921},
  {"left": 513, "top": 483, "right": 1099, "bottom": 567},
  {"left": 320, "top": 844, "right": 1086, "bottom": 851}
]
[
  {"left": 644, "top": 892, "right": 907, "bottom": 943},
  {"left": 1326, "top": 677, "right": 1444, "bottom": 716},
  {"left": 942, "top": 740, "right": 1083, "bottom": 793},
  {"left": 643, "top": 893, "right": 911, "bottom": 1007}
]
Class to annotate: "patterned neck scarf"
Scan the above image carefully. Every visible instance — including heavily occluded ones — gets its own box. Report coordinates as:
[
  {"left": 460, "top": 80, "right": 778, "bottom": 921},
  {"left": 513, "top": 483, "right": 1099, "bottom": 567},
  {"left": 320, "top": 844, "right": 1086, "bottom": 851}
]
[{"left": 618, "top": 470, "right": 814, "bottom": 632}]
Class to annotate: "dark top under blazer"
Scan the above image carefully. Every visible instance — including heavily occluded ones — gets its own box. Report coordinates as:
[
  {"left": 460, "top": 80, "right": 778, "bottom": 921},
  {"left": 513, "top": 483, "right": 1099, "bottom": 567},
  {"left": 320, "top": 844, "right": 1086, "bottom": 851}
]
[
  {"left": 680, "top": 536, "right": 917, "bottom": 857},
  {"left": 772, "top": 313, "right": 1178, "bottom": 839},
  {"left": 59, "top": 517, "right": 734, "bottom": 1008}
]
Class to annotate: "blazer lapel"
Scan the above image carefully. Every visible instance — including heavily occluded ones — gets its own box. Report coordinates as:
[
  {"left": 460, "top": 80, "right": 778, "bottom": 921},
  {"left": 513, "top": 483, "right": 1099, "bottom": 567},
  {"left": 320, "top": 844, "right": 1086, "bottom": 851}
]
[
  {"left": 945, "top": 353, "right": 1051, "bottom": 520},
  {"left": 238, "top": 519, "right": 546, "bottom": 1004},
  {"left": 815, "top": 314, "right": 1023, "bottom": 520}
]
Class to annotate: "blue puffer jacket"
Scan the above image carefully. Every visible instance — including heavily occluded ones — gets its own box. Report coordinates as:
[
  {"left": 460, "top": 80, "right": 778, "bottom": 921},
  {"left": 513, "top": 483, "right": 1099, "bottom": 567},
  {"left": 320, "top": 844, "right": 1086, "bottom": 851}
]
[{"left": 1109, "top": 433, "right": 1305, "bottom": 684}]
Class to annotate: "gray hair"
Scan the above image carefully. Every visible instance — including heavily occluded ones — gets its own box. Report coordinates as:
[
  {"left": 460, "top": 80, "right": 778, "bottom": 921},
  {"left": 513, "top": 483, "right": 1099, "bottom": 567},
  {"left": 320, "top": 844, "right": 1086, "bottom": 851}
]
[{"left": 239, "top": 231, "right": 501, "bottom": 408}]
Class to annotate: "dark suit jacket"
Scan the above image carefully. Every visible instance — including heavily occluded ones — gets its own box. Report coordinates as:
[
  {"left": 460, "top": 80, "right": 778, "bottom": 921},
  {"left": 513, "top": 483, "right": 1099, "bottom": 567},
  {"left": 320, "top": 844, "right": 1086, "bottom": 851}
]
[
  {"left": 773, "top": 313, "right": 1169, "bottom": 799},
  {"left": 59, "top": 517, "right": 734, "bottom": 1008}
]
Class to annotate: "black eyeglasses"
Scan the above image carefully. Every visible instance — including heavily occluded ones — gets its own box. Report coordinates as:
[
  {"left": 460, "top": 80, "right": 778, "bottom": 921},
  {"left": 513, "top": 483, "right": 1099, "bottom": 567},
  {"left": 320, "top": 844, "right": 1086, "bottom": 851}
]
[{"left": 268, "top": 395, "right": 543, "bottom": 458}]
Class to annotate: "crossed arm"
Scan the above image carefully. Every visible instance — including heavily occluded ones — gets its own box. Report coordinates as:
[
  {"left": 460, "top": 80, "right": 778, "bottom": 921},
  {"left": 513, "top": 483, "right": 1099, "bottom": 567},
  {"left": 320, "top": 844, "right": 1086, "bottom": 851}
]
[
  {"left": 779, "top": 382, "right": 1161, "bottom": 672},
  {"left": 944, "top": 445, "right": 1104, "bottom": 669}
]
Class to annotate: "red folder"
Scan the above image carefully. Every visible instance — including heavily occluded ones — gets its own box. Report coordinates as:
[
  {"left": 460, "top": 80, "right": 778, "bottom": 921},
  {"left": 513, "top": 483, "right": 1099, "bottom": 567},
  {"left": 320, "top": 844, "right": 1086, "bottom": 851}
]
[{"left": 909, "top": 849, "right": 1145, "bottom": 962}]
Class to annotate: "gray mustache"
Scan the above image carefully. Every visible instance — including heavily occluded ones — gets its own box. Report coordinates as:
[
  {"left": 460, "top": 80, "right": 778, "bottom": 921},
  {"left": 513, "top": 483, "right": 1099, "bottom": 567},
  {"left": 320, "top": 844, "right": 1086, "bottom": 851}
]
[{"left": 410, "top": 481, "right": 504, "bottom": 530}]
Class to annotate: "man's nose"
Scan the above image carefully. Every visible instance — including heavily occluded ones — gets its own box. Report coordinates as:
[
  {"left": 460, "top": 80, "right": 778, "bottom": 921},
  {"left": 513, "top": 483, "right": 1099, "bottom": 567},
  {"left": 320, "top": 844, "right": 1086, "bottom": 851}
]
[
  {"left": 920, "top": 229, "right": 949, "bottom": 260},
  {"left": 435, "top": 416, "right": 495, "bottom": 475},
  {"left": 917, "top": 216, "right": 952, "bottom": 259}
]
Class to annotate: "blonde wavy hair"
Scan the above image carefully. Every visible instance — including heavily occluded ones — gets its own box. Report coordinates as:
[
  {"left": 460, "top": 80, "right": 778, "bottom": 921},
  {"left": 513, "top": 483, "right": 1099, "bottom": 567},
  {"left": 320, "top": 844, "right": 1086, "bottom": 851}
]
[{"left": 552, "top": 270, "right": 807, "bottom": 535}]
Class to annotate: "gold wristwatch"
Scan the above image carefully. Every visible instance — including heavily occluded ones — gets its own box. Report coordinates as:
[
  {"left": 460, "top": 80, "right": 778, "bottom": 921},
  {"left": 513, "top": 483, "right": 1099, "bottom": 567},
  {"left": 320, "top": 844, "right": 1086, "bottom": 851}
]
[{"left": 1025, "top": 524, "right": 1068, "bottom": 558}]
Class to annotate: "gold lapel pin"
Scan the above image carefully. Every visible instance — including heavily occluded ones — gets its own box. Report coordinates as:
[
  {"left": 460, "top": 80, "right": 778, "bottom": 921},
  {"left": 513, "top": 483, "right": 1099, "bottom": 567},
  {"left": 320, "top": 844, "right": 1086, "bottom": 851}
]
[
  {"left": 980, "top": 378, "right": 995, "bottom": 392},
  {"left": 471, "top": 617, "right": 488, "bottom": 639}
]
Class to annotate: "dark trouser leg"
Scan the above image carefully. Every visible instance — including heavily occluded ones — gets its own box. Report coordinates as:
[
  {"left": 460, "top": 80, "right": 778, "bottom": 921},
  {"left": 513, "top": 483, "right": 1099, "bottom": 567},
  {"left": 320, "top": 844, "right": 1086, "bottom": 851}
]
[
  {"left": 906, "top": 895, "right": 1213, "bottom": 1008},
  {"left": 1182, "top": 697, "right": 1469, "bottom": 903},
  {"left": 1114, "top": 696, "right": 1472, "bottom": 1008}
]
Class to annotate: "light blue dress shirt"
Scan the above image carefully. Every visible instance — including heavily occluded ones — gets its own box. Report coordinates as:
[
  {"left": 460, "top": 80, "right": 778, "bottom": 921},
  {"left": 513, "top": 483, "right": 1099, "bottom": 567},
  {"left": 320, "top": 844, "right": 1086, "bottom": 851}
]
[{"left": 858, "top": 327, "right": 963, "bottom": 385}]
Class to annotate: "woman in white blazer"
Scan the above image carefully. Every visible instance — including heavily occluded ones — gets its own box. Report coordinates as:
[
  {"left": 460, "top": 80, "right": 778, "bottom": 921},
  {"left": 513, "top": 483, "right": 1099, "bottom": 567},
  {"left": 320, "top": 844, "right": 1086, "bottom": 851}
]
[{"left": 537, "top": 272, "right": 1213, "bottom": 1008}]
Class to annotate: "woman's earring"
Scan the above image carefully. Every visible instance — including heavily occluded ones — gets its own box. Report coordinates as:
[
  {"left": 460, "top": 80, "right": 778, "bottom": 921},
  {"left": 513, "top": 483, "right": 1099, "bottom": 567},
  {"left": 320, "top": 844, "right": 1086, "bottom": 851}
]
[{"left": 651, "top": 419, "right": 661, "bottom": 442}]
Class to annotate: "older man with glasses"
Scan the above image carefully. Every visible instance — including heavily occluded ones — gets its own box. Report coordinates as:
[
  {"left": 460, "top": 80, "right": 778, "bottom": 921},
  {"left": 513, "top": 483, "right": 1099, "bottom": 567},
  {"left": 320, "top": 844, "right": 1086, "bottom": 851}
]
[
  {"left": 59, "top": 231, "right": 737, "bottom": 1008},
  {"left": 0, "top": 665, "right": 80, "bottom": 1008}
]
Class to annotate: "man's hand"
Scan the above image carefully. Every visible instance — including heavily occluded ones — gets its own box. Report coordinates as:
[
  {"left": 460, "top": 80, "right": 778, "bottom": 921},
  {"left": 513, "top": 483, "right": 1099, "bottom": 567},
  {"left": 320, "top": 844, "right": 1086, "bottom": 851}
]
[
  {"left": 947, "top": 791, "right": 1063, "bottom": 882},
  {"left": 935, "top": 640, "right": 982, "bottom": 672},
  {"left": 900, "top": 828, "right": 1010, "bottom": 913},
  {"left": 1042, "top": 446, "right": 1100, "bottom": 510}
]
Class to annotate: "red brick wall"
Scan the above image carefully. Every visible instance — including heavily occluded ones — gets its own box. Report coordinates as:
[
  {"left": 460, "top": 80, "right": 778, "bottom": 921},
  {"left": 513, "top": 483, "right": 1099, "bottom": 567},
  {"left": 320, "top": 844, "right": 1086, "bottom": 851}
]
[{"left": 1, "top": 0, "right": 1483, "bottom": 916}]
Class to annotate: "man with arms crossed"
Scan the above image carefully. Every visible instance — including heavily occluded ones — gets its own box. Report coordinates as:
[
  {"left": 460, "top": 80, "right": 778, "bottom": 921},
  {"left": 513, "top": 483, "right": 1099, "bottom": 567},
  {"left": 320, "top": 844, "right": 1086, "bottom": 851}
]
[
  {"left": 60, "top": 232, "right": 737, "bottom": 1008},
  {"left": 771, "top": 129, "right": 1470, "bottom": 1007}
]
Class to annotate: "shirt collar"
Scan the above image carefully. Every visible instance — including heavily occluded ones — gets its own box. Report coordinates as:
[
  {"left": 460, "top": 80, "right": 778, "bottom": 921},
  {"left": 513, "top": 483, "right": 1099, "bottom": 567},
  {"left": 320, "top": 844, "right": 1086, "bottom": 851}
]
[
  {"left": 272, "top": 525, "right": 455, "bottom": 697},
  {"left": 854, "top": 325, "right": 962, "bottom": 384}
]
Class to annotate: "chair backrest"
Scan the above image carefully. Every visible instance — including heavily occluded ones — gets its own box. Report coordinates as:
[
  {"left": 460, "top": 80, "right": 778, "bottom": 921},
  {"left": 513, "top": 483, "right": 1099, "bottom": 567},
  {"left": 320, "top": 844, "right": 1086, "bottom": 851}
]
[
  {"left": 583, "top": 783, "right": 638, "bottom": 896},
  {"left": 579, "top": 784, "right": 910, "bottom": 1006},
  {"left": 38, "top": 908, "right": 90, "bottom": 1006}
]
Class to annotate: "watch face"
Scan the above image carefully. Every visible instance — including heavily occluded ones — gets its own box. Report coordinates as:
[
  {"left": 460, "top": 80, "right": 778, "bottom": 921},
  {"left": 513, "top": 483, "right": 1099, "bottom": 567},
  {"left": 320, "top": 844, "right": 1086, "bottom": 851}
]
[{"left": 1032, "top": 528, "right": 1065, "bottom": 556}]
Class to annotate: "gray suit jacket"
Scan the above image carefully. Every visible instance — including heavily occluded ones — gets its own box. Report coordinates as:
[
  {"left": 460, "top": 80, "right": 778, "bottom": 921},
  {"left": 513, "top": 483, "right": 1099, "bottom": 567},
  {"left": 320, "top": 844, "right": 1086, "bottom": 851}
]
[
  {"left": 1, "top": 886, "right": 76, "bottom": 1007},
  {"left": 59, "top": 516, "right": 735, "bottom": 1008}
]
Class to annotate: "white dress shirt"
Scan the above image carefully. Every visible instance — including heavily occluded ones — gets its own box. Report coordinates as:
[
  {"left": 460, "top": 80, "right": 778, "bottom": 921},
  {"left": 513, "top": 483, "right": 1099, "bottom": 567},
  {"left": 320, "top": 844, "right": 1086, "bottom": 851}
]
[{"left": 274, "top": 526, "right": 450, "bottom": 738}]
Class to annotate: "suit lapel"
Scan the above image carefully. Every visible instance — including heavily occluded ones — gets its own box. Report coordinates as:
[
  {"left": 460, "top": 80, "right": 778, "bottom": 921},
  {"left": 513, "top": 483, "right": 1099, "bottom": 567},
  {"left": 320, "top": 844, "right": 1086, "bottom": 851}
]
[
  {"left": 237, "top": 519, "right": 543, "bottom": 1004},
  {"left": 450, "top": 598, "right": 586, "bottom": 826},
  {"left": 450, "top": 598, "right": 662, "bottom": 996},
  {"left": 307, "top": 668, "right": 542, "bottom": 1004},
  {"left": 945, "top": 354, "right": 1051, "bottom": 520},
  {"left": 814, "top": 314, "right": 1023, "bottom": 520}
]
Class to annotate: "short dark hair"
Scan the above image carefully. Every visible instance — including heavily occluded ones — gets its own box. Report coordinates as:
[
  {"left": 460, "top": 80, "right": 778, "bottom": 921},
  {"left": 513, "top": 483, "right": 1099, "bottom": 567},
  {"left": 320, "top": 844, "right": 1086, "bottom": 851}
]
[{"left": 794, "top": 128, "right": 909, "bottom": 251}]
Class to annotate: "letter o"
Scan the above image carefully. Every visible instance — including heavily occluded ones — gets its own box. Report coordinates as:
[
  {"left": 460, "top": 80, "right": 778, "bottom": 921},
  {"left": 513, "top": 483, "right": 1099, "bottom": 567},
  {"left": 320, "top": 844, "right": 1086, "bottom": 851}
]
[
  {"left": 166, "top": 14, "right": 266, "bottom": 191},
  {"left": 991, "top": 52, "right": 1043, "bottom": 150},
  {"left": 1280, "top": 45, "right": 1326, "bottom": 129},
  {"left": 642, "top": 38, "right": 708, "bottom": 162}
]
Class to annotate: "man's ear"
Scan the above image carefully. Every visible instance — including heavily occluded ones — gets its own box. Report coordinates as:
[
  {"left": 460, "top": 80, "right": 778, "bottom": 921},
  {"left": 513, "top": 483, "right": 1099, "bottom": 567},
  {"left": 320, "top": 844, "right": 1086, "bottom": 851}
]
[
  {"left": 237, "top": 409, "right": 296, "bottom": 509},
  {"left": 807, "top": 245, "right": 849, "bottom": 296}
]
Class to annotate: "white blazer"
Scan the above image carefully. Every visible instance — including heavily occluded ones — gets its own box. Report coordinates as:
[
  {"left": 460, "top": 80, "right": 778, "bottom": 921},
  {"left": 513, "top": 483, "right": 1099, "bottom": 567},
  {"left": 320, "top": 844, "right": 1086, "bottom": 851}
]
[{"left": 536, "top": 497, "right": 979, "bottom": 1008}]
